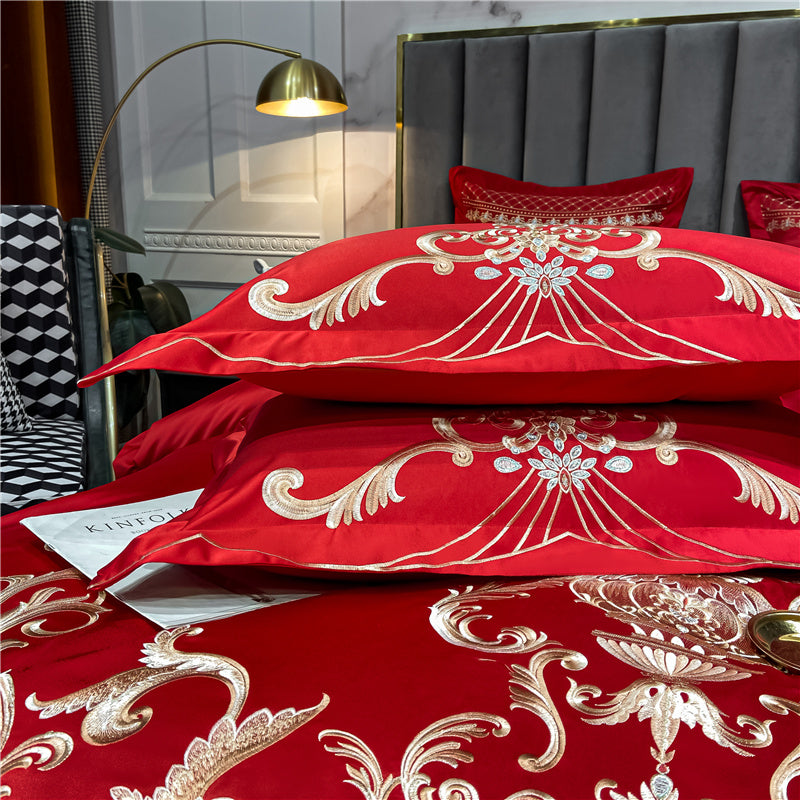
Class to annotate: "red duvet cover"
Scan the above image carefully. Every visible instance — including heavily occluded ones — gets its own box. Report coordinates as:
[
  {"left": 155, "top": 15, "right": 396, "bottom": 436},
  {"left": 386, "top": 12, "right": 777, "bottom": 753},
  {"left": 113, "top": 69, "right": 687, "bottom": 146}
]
[{"left": 2, "top": 438, "right": 798, "bottom": 800}]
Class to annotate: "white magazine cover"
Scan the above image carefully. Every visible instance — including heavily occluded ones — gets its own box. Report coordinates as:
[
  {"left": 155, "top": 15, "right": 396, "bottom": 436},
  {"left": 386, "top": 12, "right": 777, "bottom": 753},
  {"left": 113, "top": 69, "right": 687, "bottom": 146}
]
[{"left": 21, "top": 490, "right": 326, "bottom": 628}]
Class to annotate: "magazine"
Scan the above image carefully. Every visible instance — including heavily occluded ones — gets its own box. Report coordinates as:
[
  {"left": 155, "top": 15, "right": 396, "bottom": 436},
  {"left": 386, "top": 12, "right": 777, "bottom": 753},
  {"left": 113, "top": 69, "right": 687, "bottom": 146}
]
[{"left": 21, "top": 490, "right": 324, "bottom": 627}]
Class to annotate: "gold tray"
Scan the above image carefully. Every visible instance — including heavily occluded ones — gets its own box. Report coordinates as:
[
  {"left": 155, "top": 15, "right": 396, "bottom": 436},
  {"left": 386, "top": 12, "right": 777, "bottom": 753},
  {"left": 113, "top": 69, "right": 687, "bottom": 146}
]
[{"left": 747, "top": 611, "right": 800, "bottom": 673}]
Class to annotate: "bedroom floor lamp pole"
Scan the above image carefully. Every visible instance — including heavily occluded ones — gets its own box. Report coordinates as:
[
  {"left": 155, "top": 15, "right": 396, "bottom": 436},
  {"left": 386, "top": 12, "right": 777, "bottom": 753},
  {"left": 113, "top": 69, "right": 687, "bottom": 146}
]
[{"left": 84, "top": 38, "right": 347, "bottom": 463}]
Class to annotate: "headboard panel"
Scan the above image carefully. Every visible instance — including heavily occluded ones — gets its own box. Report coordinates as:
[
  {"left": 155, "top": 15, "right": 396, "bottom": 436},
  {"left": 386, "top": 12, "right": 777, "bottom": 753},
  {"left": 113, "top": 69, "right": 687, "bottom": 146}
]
[{"left": 397, "top": 11, "right": 800, "bottom": 234}]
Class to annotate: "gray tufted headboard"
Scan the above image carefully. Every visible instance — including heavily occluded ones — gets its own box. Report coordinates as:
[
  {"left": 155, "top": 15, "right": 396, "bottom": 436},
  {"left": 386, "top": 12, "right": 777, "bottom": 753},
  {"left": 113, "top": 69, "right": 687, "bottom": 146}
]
[{"left": 396, "top": 10, "right": 800, "bottom": 235}]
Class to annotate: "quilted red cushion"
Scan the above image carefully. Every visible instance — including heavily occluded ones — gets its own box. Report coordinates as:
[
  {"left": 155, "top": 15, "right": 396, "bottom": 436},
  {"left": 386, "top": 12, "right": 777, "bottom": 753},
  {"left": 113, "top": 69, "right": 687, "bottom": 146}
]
[
  {"left": 450, "top": 166, "right": 693, "bottom": 227},
  {"left": 79, "top": 224, "right": 800, "bottom": 404},
  {"left": 91, "top": 397, "right": 800, "bottom": 587},
  {"left": 741, "top": 180, "right": 800, "bottom": 247}
]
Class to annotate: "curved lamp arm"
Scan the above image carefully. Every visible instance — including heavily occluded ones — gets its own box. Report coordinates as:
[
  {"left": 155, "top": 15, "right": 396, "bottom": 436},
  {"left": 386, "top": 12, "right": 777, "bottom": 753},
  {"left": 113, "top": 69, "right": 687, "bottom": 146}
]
[
  {"left": 85, "top": 38, "right": 346, "bottom": 464},
  {"left": 84, "top": 38, "right": 313, "bottom": 218}
]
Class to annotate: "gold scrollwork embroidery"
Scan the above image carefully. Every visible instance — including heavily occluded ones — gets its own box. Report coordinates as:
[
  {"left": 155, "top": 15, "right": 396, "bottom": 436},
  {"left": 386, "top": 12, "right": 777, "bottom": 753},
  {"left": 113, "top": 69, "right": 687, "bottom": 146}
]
[
  {"left": 23, "top": 625, "right": 329, "bottom": 798},
  {"left": 510, "top": 647, "right": 588, "bottom": 773},
  {"left": 429, "top": 582, "right": 559, "bottom": 654},
  {"left": 615, "top": 427, "right": 800, "bottom": 524},
  {"left": 263, "top": 439, "right": 474, "bottom": 528},
  {"left": 759, "top": 695, "right": 800, "bottom": 800},
  {"left": 1, "top": 672, "right": 72, "bottom": 797},
  {"left": 635, "top": 245, "right": 800, "bottom": 320},
  {"left": 321, "top": 713, "right": 557, "bottom": 800},
  {"left": 25, "top": 625, "right": 249, "bottom": 745},
  {"left": 247, "top": 224, "right": 799, "bottom": 368},
  {"left": 261, "top": 409, "right": 799, "bottom": 571},
  {"left": 108, "top": 696, "right": 330, "bottom": 800},
  {"left": 248, "top": 229, "right": 476, "bottom": 330},
  {"left": 0, "top": 570, "right": 109, "bottom": 652},
  {"left": 429, "top": 581, "right": 586, "bottom": 777}
]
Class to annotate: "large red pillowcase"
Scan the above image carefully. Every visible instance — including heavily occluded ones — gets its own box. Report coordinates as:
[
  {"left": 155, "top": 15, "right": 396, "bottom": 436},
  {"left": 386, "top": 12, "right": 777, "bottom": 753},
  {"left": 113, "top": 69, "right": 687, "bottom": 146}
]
[
  {"left": 79, "top": 224, "right": 800, "bottom": 404},
  {"left": 740, "top": 180, "right": 800, "bottom": 247},
  {"left": 113, "top": 380, "right": 279, "bottom": 477},
  {"left": 449, "top": 166, "right": 693, "bottom": 227},
  {"left": 91, "top": 397, "right": 800, "bottom": 588}
]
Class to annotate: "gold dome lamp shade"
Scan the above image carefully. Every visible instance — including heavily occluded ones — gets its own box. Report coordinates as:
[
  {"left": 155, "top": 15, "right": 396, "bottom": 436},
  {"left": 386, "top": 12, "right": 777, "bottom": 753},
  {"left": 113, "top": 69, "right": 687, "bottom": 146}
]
[
  {"left": 85, "top": 39, "right": 347, "bottom": 218},
  {"left": 257, "top": 57, "right": 348, "bottom": 117}
]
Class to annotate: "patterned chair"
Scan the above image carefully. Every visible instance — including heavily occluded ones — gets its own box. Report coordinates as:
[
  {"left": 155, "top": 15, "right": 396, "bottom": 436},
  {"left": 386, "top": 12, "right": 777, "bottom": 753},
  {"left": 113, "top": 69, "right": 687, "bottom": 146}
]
[{"left": 1, "top": 204, "right": 114, "bottom": 514}]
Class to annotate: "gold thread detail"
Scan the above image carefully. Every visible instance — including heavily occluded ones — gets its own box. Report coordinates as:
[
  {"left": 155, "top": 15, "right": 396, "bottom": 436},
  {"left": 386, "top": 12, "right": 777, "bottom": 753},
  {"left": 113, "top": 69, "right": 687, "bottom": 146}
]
[
  {"left": 760, "top": 695, "right": 800, "bottom": 800},
  {"left": 0, "top": 571, "right": 109, "bottom": 652},
  {"left": 25, "top": 626, "right": 249, "bottom": 745},
  {"left": 0, "top": 672, "right": 72, "bottom": 797}
]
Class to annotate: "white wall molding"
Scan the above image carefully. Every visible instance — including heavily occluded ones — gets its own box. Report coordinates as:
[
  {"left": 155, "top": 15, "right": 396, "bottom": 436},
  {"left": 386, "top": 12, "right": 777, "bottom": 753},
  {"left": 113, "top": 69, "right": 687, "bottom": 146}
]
[{"left": 142, "top": 229, "right": 320, "bottom": 257}]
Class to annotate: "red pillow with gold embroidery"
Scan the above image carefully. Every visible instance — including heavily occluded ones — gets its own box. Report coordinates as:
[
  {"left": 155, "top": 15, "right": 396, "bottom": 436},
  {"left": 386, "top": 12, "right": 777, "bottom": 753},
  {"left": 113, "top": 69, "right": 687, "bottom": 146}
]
[
  {"left": 741, "top": 180, "right": 800, "bottom": 247},
  {"left": 91, "top": 397, "right": 800, "bottom": 587},
  {"left": 450, "top": 166, "right": 693, "bottom": 227},
  {"left": 79, "top": 224, "right": 800, "bottom": 404}
]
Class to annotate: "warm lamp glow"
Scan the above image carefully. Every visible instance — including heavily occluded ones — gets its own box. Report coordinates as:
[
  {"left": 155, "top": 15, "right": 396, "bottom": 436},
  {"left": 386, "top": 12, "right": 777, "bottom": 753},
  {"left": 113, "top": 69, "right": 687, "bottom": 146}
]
[
  {"left": 257, "top": 96, "right": 348, "bottom": 117},
  {"left": 84, "top": 41, "right": 347, "bottom": 219},
  {"left": 256, "top": 57, "right": 348, "bottom": 117}
]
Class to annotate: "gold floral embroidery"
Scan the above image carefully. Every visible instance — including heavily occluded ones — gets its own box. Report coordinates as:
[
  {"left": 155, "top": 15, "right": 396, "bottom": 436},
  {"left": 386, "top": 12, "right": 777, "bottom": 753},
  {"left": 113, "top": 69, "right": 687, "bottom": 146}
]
[
  {"left": 425, "top": 577, "right": 797, "bottom": 799},
  {"left": 0, "top": 570, "right": 109, "bottom": 652},
  {"left": 429, "top": 581, "right": 560, "bottom": 654},
  {"left": 595, "top": 774, "right": 679, "bottom": 800},
  {"left": 568, "top": 575, "right": 775, "bottom": 661},
  {"left": 26, "top": 625, "right": 249, "bottom": 745},
  {"left": 261, "top": 409, "right": 800, "bottom": 570},
  {"left": 1, "top": 672, "right": 72, "bottom": 797},
  {"left": 248, "top": 225, "right": 800, "bottom": 365},
  {"left": 108, "top": 697, "right": 329, "bottom": 800},
  {"left": 567, "top": 576, "right": 784, "bottom": 798},
  {"left": 759, "top": 695, "right": 800, "bottom": 800},
  {"left": 567, "top": 665, "right": 773, "bottom": 757},
  {"left": 25, "top": 625, "right": 329, "bottom": 798},
  {"left": 510, "top": 647, "right": 587, "bottom": 773},
  {"left": 321, "top": 713, "right": 559, "bottom": 800}
]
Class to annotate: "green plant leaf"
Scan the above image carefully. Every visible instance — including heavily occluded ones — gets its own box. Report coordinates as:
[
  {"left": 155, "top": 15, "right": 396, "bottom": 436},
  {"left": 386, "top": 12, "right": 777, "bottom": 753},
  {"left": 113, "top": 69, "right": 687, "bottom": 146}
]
[{"left": 95, "top": 226, "right": 146, "bottom": 256}]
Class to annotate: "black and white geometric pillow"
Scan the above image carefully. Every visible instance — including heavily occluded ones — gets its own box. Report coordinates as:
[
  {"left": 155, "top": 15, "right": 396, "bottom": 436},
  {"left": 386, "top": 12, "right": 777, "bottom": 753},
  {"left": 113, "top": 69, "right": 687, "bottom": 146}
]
[
  {"left": 1, "top": 353, "right": 33, "bottom": 432},
  {"left": 0, "top": 205, "right": 80, "bottom": 420},
  {"left": 0, "top": 418, "right": 85, "bottom": 514}
]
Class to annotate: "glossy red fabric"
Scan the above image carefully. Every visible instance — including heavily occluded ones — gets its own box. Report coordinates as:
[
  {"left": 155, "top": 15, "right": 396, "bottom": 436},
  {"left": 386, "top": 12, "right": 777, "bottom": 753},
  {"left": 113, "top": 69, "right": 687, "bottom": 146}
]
[
  {"left": 79, "top": 225, "right": 800, "bottom": 404},
  {"left": 92, "top": 398, "right": 800, "bottom": 587},
  {"left": 114, "top": 380, "right": 278, "bottom": 477},
  {"left": 450, "top": 166, "right": 693, "bottom": 227},
  {"left": 741, "top": 180, "right": 800, "bottom": 247},
  {"left": 3, "top": 510, "right": 799, "bottom": 799},
  {"left": 2, "top": 420, "right": 799, "bottom": 800}
]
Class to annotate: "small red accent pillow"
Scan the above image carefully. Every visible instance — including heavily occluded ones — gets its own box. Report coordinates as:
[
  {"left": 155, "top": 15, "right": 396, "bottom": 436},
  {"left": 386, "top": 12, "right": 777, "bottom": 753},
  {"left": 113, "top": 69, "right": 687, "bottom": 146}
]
[
  {"left": 91, "top": 397, "right": 800, "bottom": 588},
  {"left": 113, "top": 380, "right": 278, "bottom": 477},
  {"left": 450, "top": 166, "right": 693, "bottom": 227},
  {"left": 79, "top": 224, "right": 800, "bottom": 404},
  {"left": 740, "top": 180, "right": 800, "bottom": 247}
]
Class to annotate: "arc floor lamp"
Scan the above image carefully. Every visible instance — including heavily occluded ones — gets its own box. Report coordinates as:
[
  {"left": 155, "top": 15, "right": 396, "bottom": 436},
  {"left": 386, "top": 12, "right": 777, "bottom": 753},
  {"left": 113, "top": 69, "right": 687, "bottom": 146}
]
[{"left": 86, "top": 38, "right": 348, "bottom": 462}]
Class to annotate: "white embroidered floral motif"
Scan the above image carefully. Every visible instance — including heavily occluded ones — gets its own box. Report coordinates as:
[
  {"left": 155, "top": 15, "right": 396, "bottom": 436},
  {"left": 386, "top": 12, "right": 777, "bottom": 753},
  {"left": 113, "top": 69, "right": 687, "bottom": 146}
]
[
  {"left": 509, "top": 255, "right": 578, "bottom": 297},
  {"left": 527, "top": 445, "right": 597, "bottom": 493}
]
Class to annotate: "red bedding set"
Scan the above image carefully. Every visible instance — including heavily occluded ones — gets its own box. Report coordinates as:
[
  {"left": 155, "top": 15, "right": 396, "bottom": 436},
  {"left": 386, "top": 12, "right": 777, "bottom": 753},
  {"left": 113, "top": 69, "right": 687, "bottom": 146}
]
[{"left": 3, "top": 190, "right": 800, "bottom": 800}]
